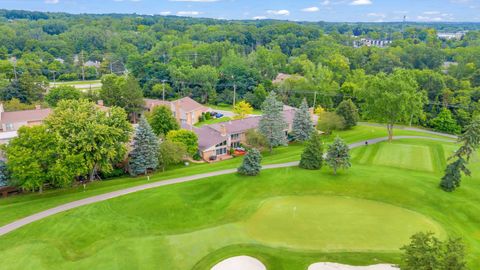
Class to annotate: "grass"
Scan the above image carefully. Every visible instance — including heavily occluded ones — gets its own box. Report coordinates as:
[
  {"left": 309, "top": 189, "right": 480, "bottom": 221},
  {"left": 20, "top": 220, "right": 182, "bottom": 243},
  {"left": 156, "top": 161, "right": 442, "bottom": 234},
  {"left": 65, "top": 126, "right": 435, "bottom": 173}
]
[
  {"left": 194, "top": 116, "right": 232, "bottom": 127},
  {"left": 0, "top": 125, "right": 454, "bottom": 227},
  {"left": 50, "top": 80, "right": 101, "bottom": 86},
  {"left": 0, "top": 139, "right": 479, "bottom": 270}
]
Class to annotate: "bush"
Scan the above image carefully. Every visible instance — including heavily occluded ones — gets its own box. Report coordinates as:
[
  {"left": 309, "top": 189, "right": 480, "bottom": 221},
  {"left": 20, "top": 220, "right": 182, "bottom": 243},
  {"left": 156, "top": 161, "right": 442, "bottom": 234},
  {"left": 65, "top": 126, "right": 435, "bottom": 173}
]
[
  {"left": 317, "top": 111, "right": 345, "bottom": 134},
  {"left": 245, "top": 129, "right": 269, "bottom": 150},
  {"left": 166, "top": 129, "right": 198, "bottom": 156},
  {"left": 58, "top": 73, "right": 79, "bottom": 81},
  {"left": 430, "top": 108, "right": 461, "bottom": 134},
  {"left": 238, "top": 148, "right": 262, "bottom": 176},
  {"left": 99, "top": 168, "right": 126, "bottom": 180},
  {"left": 336, "top": 99, "right": 359, "bottom": 129}
]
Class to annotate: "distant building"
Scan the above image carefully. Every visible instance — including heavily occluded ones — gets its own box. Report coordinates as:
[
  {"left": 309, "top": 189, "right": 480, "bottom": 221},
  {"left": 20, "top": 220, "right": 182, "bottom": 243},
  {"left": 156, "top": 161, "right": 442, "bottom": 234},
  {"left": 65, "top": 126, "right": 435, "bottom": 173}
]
[
  {"left": 354, "top": 38, "right": 392, "bottom": 48},
  {"left": 437, "top": 31, "right": 467, "bottom": 40},
  {"left": 84, "top": 60, "right": 101, "bottom": 68},
  {"left": 144, "top": 97, "right": 209, "bottom": 126},
  {"left": 272, "top": 73, "right": 294, "bottom": 84}
]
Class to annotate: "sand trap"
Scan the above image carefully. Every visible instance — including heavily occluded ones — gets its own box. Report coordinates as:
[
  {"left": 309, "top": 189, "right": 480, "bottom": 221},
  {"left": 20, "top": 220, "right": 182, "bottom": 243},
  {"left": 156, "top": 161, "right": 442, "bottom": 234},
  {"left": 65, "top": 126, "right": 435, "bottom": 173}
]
[
  {"left": 308, "top": 262, "right": 399, "bottom": 270},
  {"left": 211, "top": 256, "right": 266, "bottom": 270}
]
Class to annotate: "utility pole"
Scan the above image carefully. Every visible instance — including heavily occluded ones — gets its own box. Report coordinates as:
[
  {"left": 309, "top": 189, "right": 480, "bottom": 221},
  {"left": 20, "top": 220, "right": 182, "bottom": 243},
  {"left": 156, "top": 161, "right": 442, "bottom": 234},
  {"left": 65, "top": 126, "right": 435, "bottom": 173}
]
[
  {"left": 162, "top": 79, "right": 166, "bottom": 101},
  {"left": 12, "top": 58, "right": 18, "bottom": 81},
  {"left": 232, "top": 75, "right": 236, "bottom": 108},
  {"left": 80, "top": 51, "right": 85, "bottom": 81}
]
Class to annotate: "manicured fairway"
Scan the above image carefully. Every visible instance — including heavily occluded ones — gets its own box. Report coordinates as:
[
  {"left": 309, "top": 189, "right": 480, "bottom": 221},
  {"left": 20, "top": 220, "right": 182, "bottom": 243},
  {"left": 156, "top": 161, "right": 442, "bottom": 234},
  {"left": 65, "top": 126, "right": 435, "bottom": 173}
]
[
  {"left": 244, "top": 195, "right": 445, "bottom": 251},
  {"left": 373, "top": 143, "right": 434, "bottom": 172},
  {"left": 1, "top": 139, "right": 479, "bottom": 270}
]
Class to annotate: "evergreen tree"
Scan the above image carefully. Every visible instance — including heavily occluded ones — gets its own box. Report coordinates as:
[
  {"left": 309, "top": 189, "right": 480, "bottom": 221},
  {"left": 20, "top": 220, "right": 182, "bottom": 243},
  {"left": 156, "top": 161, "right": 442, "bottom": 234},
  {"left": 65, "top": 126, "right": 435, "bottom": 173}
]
[
  {"left": 292, "top": 98, "right": 314, "bottom": 142},
  {"left": 299, "top": 131, "right": 324, "bottom": 170},
  {"left": 336, "top": 99, "right": 359, "bottom": 129},
  {"left": 325, "top": 137, "right": 351, "bottom": 175},
  {"left": 0, "top": 160, "right": 9, "bottom": 187},
  {"left": 129, "top": 117, "right": 159, "bottom": 176},
  {"left": 258, "top": 91, "right": 288, "bottom": 152},
  {"left": 148, "top": 105, "right": 180, "bottom": 136},
  {"left": 439, "top": 117, "right": 480, "bottom": 191},
  {"left": 238, "top": 148, "right": 262, "bottom": 176}
]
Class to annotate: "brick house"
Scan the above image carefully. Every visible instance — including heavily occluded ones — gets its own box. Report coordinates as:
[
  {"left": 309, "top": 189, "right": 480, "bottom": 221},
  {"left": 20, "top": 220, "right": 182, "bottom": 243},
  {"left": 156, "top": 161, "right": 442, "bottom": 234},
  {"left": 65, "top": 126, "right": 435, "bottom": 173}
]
[
  {"left": 193, "top": 106, "right": 318, "bottom": 161},
  {"left": 144, "top": 97, "right": 208, "bottom": 126}
]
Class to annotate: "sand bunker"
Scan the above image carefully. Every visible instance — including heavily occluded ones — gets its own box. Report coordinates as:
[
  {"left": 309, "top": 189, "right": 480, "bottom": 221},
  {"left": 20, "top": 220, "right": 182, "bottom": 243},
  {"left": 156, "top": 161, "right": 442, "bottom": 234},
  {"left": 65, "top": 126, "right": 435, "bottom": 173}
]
[
  {"left": 308, "top": 262, "right": 399, "bottom": 270},
  {"left": 211, "top": 256, "right": 266, "bottom": 270}
]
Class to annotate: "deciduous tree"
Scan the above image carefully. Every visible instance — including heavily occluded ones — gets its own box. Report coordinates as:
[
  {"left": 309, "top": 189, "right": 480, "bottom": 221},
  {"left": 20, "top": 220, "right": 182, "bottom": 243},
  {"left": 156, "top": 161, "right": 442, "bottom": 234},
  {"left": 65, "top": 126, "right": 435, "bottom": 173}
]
[
  {"left": 336, "top": 99, "right": 359, "bottom": 129},
  {"left": 233, "top": 100, "right": 253, "bottom": 119},
  {"left": 45, "top": 85, "right": 82, "bottom": 107},
  {"left": 147, "top": 105, "right": 179, "bottom": 136},
  {"left": 166, "top": 129, "right": 198, "bottom": 156},
  {"left": 158, "top": 140, "right": 187, "bottom": 171}
]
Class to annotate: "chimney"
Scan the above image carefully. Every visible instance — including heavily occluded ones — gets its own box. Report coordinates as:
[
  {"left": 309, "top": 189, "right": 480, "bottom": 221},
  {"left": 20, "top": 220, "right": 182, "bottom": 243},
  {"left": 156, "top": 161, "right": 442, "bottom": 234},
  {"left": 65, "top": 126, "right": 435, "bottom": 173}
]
[
  {"left": 97, "top": 100, "right": 104, "bottom": 106},
  {"left": 35, "top": 104, "right": 41, "bottom": 110},
  {"left": 220, "top": 124, "right": 227, "bottom": 137}
]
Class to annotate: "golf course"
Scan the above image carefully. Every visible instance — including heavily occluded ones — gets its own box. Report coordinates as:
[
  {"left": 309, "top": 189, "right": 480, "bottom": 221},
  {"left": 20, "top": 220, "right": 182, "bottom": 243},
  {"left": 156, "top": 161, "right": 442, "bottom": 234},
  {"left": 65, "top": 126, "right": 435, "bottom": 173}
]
[{"left": 0, "top": 127, "right": 479, "bottom": 269}]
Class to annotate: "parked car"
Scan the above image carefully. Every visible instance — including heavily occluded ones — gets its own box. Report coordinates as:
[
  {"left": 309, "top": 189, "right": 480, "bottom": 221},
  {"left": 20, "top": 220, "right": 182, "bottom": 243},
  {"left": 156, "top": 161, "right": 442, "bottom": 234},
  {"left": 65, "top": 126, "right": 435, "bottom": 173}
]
[{"left": 215, "top": 113, "right": 224, "bottom": 119}]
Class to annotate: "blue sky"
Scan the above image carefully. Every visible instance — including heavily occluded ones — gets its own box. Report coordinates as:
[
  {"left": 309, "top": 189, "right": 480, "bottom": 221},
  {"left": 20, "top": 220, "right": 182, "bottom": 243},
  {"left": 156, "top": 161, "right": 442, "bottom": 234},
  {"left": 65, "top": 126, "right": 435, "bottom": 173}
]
[{"left": 0, "top": 0, "right": 479, "bottom": 22}]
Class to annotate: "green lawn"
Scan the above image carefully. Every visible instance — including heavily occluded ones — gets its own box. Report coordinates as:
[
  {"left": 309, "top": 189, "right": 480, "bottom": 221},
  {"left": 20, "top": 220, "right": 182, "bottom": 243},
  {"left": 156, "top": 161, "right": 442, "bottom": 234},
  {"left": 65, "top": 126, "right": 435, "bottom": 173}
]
[
  {"left": 0, "top": 125, "right": 454, "bottom": 228},
  {"left": 194, "top": 116, "right": 232, "bottom": 127},
  {"left": 0, "top": 139, "right": 479, "bottom": 269}
]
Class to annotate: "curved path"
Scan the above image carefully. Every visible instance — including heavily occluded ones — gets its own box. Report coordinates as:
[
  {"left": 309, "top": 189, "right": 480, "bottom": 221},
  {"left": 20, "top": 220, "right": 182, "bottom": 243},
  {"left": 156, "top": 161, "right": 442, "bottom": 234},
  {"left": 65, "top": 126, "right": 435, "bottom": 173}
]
[{"left": 0, "top": 135, "right": 455, "bottom": 237}]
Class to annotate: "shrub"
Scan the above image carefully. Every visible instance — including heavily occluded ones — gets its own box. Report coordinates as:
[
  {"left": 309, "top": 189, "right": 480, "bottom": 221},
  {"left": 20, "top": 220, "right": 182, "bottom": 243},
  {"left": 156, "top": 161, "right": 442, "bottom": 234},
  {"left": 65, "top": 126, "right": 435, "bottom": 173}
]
[{"left": 238, "top": 148, "right": 262, "bottom": 176}]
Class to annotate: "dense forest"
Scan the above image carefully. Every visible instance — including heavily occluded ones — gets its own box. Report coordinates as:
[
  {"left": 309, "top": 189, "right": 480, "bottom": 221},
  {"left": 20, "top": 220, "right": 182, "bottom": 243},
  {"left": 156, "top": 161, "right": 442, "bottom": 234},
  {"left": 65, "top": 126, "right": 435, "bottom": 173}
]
[{"left": 1, "top": 9, "right": 480, "bottom": 133}]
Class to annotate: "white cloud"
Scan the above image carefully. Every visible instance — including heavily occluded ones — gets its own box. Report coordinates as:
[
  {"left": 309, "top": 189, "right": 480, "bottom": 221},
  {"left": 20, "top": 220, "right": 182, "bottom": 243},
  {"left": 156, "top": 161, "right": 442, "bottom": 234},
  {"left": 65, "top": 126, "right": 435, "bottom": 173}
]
[
  {"left": 302, "top": 6, "right": 319, "bottom": 12},
  {"left": 320, "top": 0, "right": 331, "bottom": 6},
  {"left": 45, "top": 0, "right": 59, "bottom": 3},
  {"left": 350, "top": 0, "right": 372, "bottom": 5},
  {"left": 266, "top": 9, "right": 290, "bottom": 16},
  {"left": 423, "top": 11, "right": 440, "bottom": 15},
  {"left": 252, "top": 16, "right": 267, "bottom": 20},
  {"left": 159, "top": 11, "right": 172, "bottom": 15},
  {"left": 177, "top": 11, "right": 202, "bottom": 16},
  {"left": 417, "top": 15, "right": 443, "bottom": 21},
  {"left": 367, "top": 12, "right": 386, "bottom": 18}
]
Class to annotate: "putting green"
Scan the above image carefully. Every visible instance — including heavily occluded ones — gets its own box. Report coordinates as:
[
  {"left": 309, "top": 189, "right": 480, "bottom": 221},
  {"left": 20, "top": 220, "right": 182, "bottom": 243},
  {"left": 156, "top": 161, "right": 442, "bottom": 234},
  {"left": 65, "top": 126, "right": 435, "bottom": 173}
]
[{"left": 244, "top": 196, "right": 445, "bottom": 251}]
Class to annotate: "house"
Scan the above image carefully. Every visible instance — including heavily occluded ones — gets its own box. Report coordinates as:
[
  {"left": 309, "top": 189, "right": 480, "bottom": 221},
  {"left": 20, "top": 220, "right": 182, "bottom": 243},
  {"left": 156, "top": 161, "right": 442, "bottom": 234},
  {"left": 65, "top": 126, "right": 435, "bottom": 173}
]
[
  {"left": 192, "top": 105, "right": 317, "bottom": 161},
  {"left": 0, "top": 104, "right": 52, "bottom": 143},
  {"left": 144, "top": 97, "right": 209, "bottom": 126},
  {"left": 353, "top": 38, "right": 392, "bottom": 48}
]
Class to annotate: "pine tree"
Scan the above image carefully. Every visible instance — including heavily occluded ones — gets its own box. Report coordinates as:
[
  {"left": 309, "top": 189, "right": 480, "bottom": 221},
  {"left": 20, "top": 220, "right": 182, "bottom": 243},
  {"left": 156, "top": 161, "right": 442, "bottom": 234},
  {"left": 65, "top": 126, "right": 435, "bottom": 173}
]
[
  {"left": 129, "top": 117, "right": 159, "bottom": 176},
  {"left": 292, "top": 98, "right": 314, "bottom": 142},
  {"left": 0, "top": 160, "right": 8, "bottom": 187},
  {"left": 258, "top": 91, "right": 288, "bottom": 152},
  {"left": 325, "top": 137, "right": 351, "bottom": 175},
  {"left": 336, "top": 99, "right": 359, "bottom": 129},
  {"left": 439, "top": 117, "right": 480, "bottom": 191},
  {"left": 238, "top": 148, "right": 262, "bottom": 176},
  {"left": 440, "top": 158, "right": 470, "bottom": 192},
  {"left": 299, "top": 131, "right": 323, "bottom": 170}
]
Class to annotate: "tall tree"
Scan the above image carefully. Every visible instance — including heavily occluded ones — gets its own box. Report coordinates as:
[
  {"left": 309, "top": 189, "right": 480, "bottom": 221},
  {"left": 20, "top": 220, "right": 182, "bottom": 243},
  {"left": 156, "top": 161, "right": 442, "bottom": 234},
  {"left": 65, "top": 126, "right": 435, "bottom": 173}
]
[
  {"left": 45, "top": 99, "right": 132, "bottom": 181},
  {"left": 147, "top": 105, "right": 179, "bottom": 136},
  {"left": 45, "top": 85, "right": 82, "bottom": 107},
  {"left": 299, "top": 131, "right": 324, "bottom": 170},
  {"left": 100, "top": 74, "right": 144, "bottom": 121},
  {"left": 129, "top": 117, "right": 159, "bottom": 176},
  {"left": 440, "top": 117, "right": 480, "bottom": 191},
  {"left": 238, "top": 148, "right": 262, "bottom": 176},
  {"left": 336, "top": 99, "right": 359, "bottom": 129},
  {"left": 292, "top": 98, "right": 314, "bottom": 142},
  {"left": 258, "top": 91, "right": 288, "bottom": 152},
  {"left": 325, "top": 137, "right": 351, "bottom": 175},
  {"left": 359, "top": 70, "right": 426, "bottom": 141}
]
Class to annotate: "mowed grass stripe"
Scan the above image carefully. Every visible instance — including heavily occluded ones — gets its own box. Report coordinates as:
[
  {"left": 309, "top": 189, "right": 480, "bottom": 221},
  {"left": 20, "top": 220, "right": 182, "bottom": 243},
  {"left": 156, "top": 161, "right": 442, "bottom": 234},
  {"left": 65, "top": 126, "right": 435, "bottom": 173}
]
[{"left": 373, "top": 143, "right": 434, "bottom": 172}]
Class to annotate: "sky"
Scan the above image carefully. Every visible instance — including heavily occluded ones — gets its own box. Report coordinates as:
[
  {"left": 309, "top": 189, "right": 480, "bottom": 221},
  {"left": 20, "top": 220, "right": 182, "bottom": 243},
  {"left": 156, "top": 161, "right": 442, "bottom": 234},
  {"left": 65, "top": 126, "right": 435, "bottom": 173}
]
[{"left": 0, "top": 0, "right": 479, "bottom": 22}]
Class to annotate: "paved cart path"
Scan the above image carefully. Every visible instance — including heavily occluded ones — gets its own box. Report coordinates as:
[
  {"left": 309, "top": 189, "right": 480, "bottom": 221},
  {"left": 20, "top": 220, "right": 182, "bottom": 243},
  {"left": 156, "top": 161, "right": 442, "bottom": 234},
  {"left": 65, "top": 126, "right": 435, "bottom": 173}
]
[{"left": 0, "top": 135, "right": 455, "bottom": 237}]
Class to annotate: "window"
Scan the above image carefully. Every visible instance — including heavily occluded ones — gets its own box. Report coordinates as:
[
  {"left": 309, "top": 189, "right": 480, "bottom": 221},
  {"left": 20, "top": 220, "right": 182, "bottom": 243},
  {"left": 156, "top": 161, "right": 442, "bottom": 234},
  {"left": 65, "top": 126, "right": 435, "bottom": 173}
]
[
  {"left": 5, "top": 123, "right": 14, "bottom": 131},
  {"left": 231, "top": 133, "right": 240, "bottom": 140},
  {"left": 215, "top": 141, "right": 227, "bottom": 147},
  {"left": 216, "top": 147, "right": 227, "bottom": 156},
  {"left": 231, "top": 142, "right": 241, "bottom": 148}
]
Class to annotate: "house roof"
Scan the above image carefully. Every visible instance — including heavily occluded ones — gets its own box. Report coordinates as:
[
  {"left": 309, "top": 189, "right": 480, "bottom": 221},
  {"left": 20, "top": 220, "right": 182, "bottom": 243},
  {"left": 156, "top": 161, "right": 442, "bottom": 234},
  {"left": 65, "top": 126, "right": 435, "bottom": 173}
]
[
  {"left": 272, "top": 73, "right": 293, "bottom": 84},
  {"left": 0, "top": 108, "right": 52, "bottom": 125},
  {"left": 144, "top": 98, "right": 171, "bottom": 110},
  {"left": 174, "top": 97, "right": 207, "bottom": 113},
  {"left": 195, "top": 126, "right": 227, "bottom": 151},
  {"left": 209, "top": 116, "right": 261, "bottom": 135}
]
